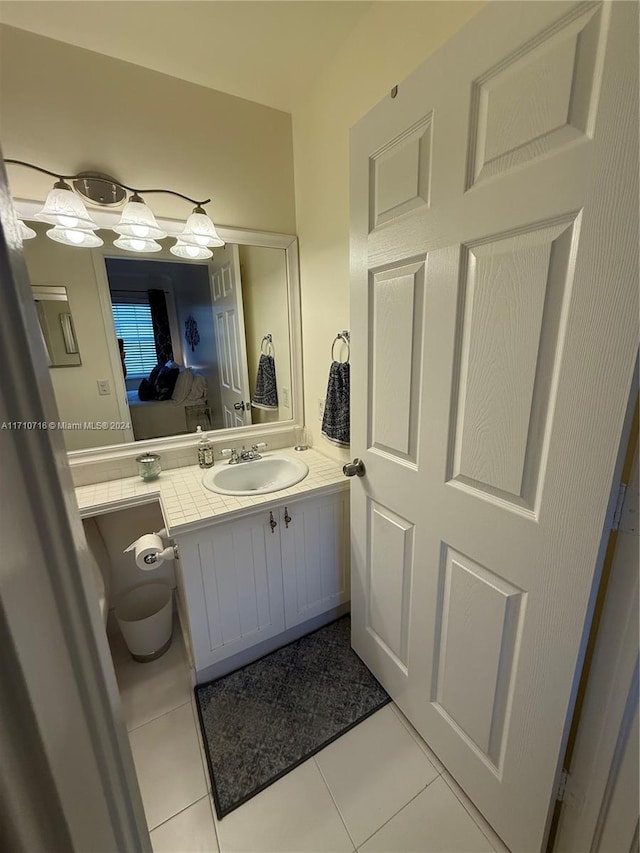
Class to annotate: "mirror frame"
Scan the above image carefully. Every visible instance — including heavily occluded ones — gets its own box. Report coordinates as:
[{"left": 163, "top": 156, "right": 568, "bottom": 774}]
[{"left": 17, "top": 199, "right": 304, "bottom": 466}]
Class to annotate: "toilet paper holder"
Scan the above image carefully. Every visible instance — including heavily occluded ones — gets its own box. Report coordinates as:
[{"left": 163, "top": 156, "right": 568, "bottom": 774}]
[
  {"left": 141, "top": 545, "right": 178, "bottom": 566},
  {"left": 124, "top": 528, "right": 179, "bottom": 569}
]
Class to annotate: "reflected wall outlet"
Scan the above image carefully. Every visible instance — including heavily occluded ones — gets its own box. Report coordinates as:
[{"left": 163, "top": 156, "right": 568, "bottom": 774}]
[
  {"left": 281, "top": 387, "right": 289, "bottom": 408},
  {"left": 318, "top": 398, "right": 325, "bottom": 420},
  {"left": 97, "top": 379, "right": 111, "bottom": 396}
]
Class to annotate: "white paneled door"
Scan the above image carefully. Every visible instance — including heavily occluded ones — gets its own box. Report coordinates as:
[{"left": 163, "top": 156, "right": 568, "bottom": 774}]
[
  {"left": 210, "top": 243, "right": 252, "bottom": 427},
  {"left": 349, "top": 3, "right": 638, "bottom": 851}
]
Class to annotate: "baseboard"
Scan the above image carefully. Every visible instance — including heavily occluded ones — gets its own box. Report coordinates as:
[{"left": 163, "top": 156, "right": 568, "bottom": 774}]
[{"left": 194, "top": 602, "right": 351, "bottom": 685}]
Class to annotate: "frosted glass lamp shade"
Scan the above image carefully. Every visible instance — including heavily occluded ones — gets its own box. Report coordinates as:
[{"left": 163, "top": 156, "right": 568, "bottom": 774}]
[
  {"left": 114, "top": 199, "right": 167, "bottom": 240},
  {"left": 34, "top": 185, "right": 99, "bottom": 230},
  {"left": 179, "top": 209, "right": 224, "bottom": 247},
  {"left": 18, "top": 219, "right": 37, "bottom": 240},
  {"left": 113, "top": 235, "right": 162, "bottom": 253},
  {"left": 170, "top": 238, "right": 213, "bottom": 260},
  {"left": 46, "top": 226, "right": 104, "bottom": 248}
]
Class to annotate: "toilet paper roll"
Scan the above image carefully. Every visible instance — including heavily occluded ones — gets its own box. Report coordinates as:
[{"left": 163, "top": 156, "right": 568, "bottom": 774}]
[{"left": 134, "top": 534, "right": 165, "bottom": 571}]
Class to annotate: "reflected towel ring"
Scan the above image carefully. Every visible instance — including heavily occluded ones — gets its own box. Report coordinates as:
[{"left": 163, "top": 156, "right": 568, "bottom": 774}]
[
  {"left": 261, "top": 333, "right": 273, "bottom": 356},
  {"left": 331, "top": 330, "right": 350, "bottom": 364}
]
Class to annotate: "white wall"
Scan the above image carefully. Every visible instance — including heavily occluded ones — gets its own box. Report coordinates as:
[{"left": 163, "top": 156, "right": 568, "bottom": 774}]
[
  {"left": 292, "top": 1, "right": 484, "bottom": 458},
  {"left": 239, "top": 245, "right": 292, "bottom": 425}
]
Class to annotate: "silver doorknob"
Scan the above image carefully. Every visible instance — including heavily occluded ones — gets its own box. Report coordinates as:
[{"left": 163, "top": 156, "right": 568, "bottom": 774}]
[
  {"left": 234, "top": 401, "right": 246, "bottom": 411},
  {"left": 343, "top": 458, "right": 366, "bottom": 477}
]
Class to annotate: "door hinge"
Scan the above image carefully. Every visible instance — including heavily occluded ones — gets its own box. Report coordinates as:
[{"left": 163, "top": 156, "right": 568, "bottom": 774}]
[
  {"left": 555, "top": 769, "right": 584, "bottom": 809},
  {"left": 556, "top": 769, "right": 569, "bottom": 802},
  {"left": 611, "top": 483, "right": 628, "bottom": 531}
]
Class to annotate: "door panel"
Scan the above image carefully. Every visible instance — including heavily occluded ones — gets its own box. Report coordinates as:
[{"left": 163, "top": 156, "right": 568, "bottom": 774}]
[
  {"left": 189, "top": 513, "right": 284, "bottom": 664},
  {"left": 350, "top": 2, "right": 638, "bottom": 851},
  {"left": 281, "top": 492, "right": 350, "bottom": 629},
  {"left": 451, "top": 215, "right": 580, "bottom": 510},
  {"left": 370, "top": 262, "right": 424, "bottom": 463},
  {"left": 210, "top": 243, "right": 251, "bottom": 425}
]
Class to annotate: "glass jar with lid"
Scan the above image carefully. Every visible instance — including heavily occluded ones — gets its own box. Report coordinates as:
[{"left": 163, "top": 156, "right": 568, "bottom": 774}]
[{"left": 136, "top": 452, "right": 161, "bottom": 481}]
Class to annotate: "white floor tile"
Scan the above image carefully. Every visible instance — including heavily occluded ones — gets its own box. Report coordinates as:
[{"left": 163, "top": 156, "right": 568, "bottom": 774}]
[
  {"left": 360, "top": 776, "right": 495, "bottom": 853},
  {"left": 441, "top": 772, "right": 509, "bottom": 853},
  {"left": 315, "top": 705, "right": 439, "bottom": 847},
  {"left": 111, "top": 627, "right": 192, "bottom": 731},
  {"left": 389, "top": 703, "right": 446, "bottom": 774},
  {"left": 129, "top": 702, "right": 208, "bottom": 831},
  {"left": 150, "top": 796, "right": 219, "bottom": 853},
  {"left": 214, "top": 759, "right": 354, "bottom": 853}
]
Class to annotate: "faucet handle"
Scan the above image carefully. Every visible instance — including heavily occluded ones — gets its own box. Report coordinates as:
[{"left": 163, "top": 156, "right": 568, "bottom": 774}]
[
  {"left": 220, "top": 448, "right": 233, "bottom": 457},
  {"left": 253, "top": 442, "right": 268, "bottom": 451}
]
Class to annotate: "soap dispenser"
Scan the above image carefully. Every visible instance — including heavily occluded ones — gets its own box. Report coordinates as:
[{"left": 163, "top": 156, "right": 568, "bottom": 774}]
[{"left": 196, "top": 425, "right": 214, "bottom": 468}]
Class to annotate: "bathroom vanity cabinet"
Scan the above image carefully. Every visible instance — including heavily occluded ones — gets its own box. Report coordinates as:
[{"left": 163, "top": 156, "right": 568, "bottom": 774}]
[{"left": 173, "top": 487, "right": 349, "bottom": 679}]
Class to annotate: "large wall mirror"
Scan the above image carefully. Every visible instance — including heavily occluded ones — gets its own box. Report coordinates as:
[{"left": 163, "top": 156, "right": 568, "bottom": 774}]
[{"left": 21, "top": 217, "right": 301, "bottom": 453}]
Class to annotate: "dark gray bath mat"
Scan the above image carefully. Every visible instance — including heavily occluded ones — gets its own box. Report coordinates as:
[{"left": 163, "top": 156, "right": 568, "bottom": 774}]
[{"left": 194, "top": 615, "right": 390, "bottom": 818}]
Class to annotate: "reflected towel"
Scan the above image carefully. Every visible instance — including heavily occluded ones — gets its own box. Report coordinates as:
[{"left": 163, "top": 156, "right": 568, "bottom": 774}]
[
  {"left": 252, "top": 354, "right": 278, "bottom": 409},
  {"left": 321, "top": 361, "right": 350, "bottom": 447}
]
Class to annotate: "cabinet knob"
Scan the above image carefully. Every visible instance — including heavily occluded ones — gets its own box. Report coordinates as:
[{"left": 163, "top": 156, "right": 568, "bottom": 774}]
[
  {"left": 284, "top": 507, "right": 292, "bottom": 528},
  {"left": 269, "top": 511, "right": 277, "bottom": 533}
]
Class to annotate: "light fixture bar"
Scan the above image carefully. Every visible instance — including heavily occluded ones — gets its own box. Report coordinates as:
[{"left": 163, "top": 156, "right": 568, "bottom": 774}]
[{"left": 4, "top": 159, "right": 212, "bottom": 207}]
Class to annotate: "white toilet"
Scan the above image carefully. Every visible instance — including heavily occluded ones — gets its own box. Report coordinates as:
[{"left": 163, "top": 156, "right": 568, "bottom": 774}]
[{"left": 83, "top": 517, "right": 111, "bottom": 628}]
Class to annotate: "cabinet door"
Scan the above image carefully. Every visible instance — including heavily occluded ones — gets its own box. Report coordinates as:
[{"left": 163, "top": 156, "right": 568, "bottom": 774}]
[
  {"left": 178, "top": 512, "right": 285, "bottom": 669},
  {"left": 280, "top": 490, "right": 350, "bottom": 629}
]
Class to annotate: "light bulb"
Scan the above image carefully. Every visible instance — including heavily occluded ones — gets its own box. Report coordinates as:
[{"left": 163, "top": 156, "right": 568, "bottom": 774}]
[
  {"left": 186, "top": 244, "right": 199, "bottom": 258},
  {"left": 58, "top": 214, "right": 79, "bottom": 228},
  {"left": 130, "top": 224, "right": 150, "bottom": 238},
  {"left": 65, "top": 229, "right": 85, "bottom": 244},
  {"left": 130, "top": 239, "right": 146, "bottom": 251},
  {"left": 46, "top": 226, "right": 104, "bottom": 248},
  {"left": 193, "top": 234, "right": 208, "bottom": 247}
]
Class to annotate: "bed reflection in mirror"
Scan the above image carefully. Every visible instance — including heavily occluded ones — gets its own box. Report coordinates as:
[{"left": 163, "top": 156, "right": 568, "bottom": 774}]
[{"left": 22, "top": 222, "right": 294, "bottom": 450}]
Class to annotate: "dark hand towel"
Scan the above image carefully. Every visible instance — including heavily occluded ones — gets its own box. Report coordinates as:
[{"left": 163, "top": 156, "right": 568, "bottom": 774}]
[
  {"left": 321, "top": 361, "right": 350, "bottom": 447},
  {"left": 252, "top": 353, "right": 278, "bottom": 409}
]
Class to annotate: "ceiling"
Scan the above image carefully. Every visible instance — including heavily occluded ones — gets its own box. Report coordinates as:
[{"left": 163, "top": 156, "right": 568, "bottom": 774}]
[{"left": 0, "top": 1, "right": 372, "bottom": 113}]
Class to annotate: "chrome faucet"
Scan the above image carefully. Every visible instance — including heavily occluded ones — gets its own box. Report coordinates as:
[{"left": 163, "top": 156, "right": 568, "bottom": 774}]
[{"left": 220, "top": 443, "right": 267, "bottom": 465}]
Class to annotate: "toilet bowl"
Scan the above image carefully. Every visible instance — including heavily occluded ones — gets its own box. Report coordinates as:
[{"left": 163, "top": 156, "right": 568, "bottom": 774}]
[{"left": 83, "top": 518, "right": 111, "bottom": 628}]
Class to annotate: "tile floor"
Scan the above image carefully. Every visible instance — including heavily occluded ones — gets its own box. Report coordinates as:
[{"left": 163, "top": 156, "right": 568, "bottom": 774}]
[{"left": 110, "top": 628, "right": 509, "bottom": 853}]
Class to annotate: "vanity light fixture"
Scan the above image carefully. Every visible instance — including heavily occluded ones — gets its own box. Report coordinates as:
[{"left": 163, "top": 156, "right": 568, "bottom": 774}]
[
  {"left": 179, "top": 205, "right": 225, "bottom": 248},
  {"left": 170, "top": 238, "right": 213, "bottom": 260},
  {"left": 33, "top": 178, "right": 100, "bottom": 231},
  {"left": 48, "top": 226, "right": 104, "bottom": 248},
  {"left": 113, "top": 193, "right": 167, "bottom": 241},
  {"left": 17, "top": 218, "right": 37, "bottom": 240},
  {"left": 4, "top": 159, "right": 225, "bottom": 256},
  {"left": 113, "top": 235, "right": 162, "bottom": 253}
]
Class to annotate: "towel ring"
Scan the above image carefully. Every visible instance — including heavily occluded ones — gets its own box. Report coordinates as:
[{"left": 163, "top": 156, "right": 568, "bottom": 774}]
[
  {"left": 331, "top": 330, "right": 350, "bottom": 364},
  {"left": 261, "top": 333, "right": 273, "bottom": 356}
]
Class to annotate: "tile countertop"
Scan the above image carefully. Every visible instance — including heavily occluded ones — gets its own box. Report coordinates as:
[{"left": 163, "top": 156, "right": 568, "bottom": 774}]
[{"left": 74, "top": 447, "right": 348, "bottom": 536}]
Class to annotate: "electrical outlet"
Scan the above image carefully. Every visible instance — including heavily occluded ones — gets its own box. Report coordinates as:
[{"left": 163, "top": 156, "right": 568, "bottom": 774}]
[
  {"left": 281, "top": 386, "right": 289, "bottom": 408},
  {"left": 97, "top": 379, "right": 111, "bottom": 396},
  {"left": 318, "top": 398, "right": 325, "bottom": 420}
]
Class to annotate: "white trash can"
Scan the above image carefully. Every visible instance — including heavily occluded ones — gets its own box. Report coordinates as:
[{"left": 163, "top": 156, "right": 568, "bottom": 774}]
[{"left": 115, "top": 582, "right": 173, "bottom": 662}]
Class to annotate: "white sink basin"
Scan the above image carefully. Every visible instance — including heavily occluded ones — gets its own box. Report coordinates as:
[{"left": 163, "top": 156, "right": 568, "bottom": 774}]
[{"left": 202, "top": 454, "right": 309, "bottom": 496}]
